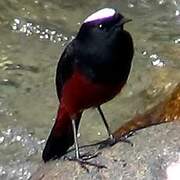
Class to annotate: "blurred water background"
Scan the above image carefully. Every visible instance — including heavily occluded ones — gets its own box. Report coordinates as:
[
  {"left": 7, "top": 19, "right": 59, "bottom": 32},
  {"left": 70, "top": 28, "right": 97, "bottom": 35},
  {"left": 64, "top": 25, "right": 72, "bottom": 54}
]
[{"left": 0, "top": 0, "right": 179, "bottom": 179}]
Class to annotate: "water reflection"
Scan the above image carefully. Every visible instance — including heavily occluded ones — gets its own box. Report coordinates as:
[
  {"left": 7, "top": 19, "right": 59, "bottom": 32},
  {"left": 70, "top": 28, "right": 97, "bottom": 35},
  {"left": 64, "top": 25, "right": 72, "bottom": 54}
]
[{"left": 11, "top": 18, "right": 74, "bottom": 44}]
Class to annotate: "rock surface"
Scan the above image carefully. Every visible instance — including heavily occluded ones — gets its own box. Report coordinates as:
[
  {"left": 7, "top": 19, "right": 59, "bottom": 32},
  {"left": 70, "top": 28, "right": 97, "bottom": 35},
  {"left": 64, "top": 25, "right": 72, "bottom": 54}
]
[
  {"left": 32, "top": 122, "right": 180, "bottom": 180},
  {"left": 32, "top": 84, "right": 180, "bottom": 180}
]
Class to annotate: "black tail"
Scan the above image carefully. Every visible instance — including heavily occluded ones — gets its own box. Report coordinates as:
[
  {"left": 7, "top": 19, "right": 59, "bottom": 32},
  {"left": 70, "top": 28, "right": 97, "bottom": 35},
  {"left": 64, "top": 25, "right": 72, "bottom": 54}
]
[{"left": 42, "top": 105, "right": 81, "bottom": 162}]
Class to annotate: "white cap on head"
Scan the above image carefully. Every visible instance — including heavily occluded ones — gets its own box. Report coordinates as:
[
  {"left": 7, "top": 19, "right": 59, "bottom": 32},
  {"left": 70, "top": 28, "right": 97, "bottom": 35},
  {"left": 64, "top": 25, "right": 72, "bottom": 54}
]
[{"left": 84, "top": 8, "right": 116, "bottom": 23}]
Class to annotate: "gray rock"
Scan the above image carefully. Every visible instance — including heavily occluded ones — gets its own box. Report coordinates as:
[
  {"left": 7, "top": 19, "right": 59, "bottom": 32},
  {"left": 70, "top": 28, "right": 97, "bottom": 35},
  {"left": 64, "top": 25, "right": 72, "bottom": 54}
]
[{"left": 31, "top": 121, "right": 180, "bottom": 180}]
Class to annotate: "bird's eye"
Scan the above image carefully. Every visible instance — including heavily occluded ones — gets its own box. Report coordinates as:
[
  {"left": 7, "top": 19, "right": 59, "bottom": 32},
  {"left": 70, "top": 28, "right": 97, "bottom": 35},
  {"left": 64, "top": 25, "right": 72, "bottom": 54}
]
[{"left": 99, "top": 24, "right": 103, "bottom": 29}]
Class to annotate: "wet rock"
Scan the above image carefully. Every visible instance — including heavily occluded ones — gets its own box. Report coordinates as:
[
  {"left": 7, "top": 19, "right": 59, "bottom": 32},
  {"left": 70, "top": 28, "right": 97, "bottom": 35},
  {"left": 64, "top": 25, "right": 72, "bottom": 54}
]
[
  {"left": 113, "top": 83, "right": 180, "bottom": 139},
  {"left": 31, "top": 122, "right": 180, "bottom": 180}
]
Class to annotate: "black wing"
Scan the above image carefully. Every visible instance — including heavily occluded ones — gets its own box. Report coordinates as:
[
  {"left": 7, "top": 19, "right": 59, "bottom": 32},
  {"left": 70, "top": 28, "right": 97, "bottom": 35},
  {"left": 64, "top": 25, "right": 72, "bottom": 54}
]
[{"left": 56, "top": 42, "right": 75, "bottom": 101}]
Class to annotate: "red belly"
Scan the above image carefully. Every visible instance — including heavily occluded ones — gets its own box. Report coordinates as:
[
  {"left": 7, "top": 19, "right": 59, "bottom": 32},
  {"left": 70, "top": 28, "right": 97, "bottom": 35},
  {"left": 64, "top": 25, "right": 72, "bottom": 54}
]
[{"left": 60, "top": 70, "right": 125, "bottom": 116}]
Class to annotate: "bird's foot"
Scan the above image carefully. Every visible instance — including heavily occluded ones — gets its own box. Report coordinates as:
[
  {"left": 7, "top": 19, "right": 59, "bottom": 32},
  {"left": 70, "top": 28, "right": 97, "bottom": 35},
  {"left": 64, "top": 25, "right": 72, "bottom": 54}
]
[
  {"left": 64, "top": 153, "right": 106, "bottom": 172},
  {"left": 80, "top": 151, "right": 100, "bottom": 160},
  {"left": 99, "top": 131, "right": 134, "bottom": 149},
  {"left": 117, "top": 130, "right": 135, "bottom": 146},
  {"left": 98, "top": 135, "right": 116, "bottom": 149}
]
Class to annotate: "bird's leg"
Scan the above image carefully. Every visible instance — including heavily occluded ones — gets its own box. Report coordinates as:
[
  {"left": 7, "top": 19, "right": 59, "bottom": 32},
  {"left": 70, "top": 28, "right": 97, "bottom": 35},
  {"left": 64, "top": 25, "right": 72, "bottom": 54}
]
[
  {"left": 65, "top": 118, "right": 106, "bottom": 171},
  {"left": 97, "top": 106, "right": 133, "bottom": 149},
  {"left": 97, "top": 106, "right": 116, "bottom": 144},
  {"left": 72, "top": 118, "right": 80, "bottom": 159}
]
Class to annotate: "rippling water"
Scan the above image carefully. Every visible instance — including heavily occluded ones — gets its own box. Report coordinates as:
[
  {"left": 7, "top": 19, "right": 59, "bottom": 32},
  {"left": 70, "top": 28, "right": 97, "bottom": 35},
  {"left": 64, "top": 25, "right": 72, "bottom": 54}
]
[{"left": 0, "top": 0, "right": 179, "bottom": 179}]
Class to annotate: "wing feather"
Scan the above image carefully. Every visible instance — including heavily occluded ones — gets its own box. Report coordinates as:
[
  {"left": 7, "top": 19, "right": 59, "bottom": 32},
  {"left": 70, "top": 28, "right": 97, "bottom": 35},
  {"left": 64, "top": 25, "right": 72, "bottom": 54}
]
[{"left": 56, "top": 42, "right": 75, "bottom": 101}]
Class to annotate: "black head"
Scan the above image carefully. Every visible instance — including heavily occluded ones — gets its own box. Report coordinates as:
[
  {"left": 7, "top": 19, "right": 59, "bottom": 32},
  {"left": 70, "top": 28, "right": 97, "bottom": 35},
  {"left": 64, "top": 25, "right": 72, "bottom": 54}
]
[
  {"left": 74, "top": 8, "right": 134, "bottom": 84},
  {"left": 77, "top": 8, "right": 131, "bottom": 43}
]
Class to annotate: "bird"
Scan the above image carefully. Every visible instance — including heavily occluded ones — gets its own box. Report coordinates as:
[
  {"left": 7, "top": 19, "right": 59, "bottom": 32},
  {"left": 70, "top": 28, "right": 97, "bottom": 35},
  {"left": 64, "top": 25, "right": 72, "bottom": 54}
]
[{"left": 42, "top": 8, "right": 134, "bottom": 164}]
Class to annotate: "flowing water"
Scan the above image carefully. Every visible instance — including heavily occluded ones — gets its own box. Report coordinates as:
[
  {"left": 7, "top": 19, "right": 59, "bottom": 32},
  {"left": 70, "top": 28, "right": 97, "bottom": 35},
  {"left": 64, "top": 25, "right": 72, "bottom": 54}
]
[{"left": 0, "top": 0, "right": 179, "bottom": 179}]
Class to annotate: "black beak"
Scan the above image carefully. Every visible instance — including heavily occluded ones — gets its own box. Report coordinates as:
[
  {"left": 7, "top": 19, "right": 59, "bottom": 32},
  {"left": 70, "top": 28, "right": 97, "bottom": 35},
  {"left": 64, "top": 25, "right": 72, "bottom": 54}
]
[
  {"left": 119, "top": 17, "right": 132, "bottom": 26},
  {"left": 113, "top": 17, "right": 132, "bottom": 29}
]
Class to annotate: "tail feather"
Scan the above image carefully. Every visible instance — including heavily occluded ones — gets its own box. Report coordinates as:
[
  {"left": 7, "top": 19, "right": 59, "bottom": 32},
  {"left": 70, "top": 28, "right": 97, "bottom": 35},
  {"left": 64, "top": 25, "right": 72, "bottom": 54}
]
[{"left": 42, "top": 105, "right": 81, "bottom": 162}]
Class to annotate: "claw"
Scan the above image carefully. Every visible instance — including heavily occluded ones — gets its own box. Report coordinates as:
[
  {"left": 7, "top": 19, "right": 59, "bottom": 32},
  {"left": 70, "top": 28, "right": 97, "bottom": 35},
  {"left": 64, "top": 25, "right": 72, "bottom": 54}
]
[
  {"left": 99, "top": 131, "right": 135, "bottom": 149},
  {"left": 64, "top": 155, "right": 106, "bottom": 172},
  {"left": 117, "top": 130, "right": 135, "bottom": 147},
  {"left": 98, "top": 137, "right": 116, "bottom": 149},
  {"left": 118, "top": 136, "right": 133, "bottom": 147},
  {"left": 80, "top": 151, "right": 101, "bottom": 160}
]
